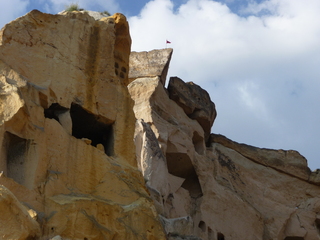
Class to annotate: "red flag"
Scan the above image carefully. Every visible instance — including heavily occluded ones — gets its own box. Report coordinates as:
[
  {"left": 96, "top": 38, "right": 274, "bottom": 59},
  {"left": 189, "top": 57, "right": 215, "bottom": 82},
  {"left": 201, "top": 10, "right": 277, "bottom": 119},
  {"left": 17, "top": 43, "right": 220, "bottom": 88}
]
[{"left": 166, "top": 40, "right": 171, "bottom": 44}]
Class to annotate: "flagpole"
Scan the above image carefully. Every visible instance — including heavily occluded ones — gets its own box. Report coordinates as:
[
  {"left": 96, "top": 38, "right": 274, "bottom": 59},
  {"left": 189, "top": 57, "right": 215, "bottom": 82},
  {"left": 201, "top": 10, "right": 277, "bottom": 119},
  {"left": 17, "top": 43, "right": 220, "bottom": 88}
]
[{"left": 166, "top": 40, "right": 171, "bottom": 49}]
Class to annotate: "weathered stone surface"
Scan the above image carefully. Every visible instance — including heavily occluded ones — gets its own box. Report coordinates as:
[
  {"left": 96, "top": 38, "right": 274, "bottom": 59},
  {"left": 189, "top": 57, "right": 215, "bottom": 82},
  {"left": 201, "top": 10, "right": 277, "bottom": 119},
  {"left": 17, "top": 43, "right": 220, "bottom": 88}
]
[
  {"left": 0, "top": 10, "right": 165, "bottom": 240},
  {"left": 1, "top": 9, "right": 320, "bottom": 240},
  {"left": 0, "top": 185, "right": 40, "bottom": 240},
  {"left": 129, "top": 48, "right": 173, "bottom": 85},
  {"left": 129, "top": 77, "right": 205, "bottom": 226},
  {"left": 113, "top": 13, "right": 132, "bottom": 86},
  {"left": 210, "top": 133, "right": 311, "bottom": 180},
  {"left": 168, "top": 77, "right": 217, "bottom": 142},
  {"left": 129, "top": 60, "right": 320, "bottom": 239},
  {"left": 309, "top": 169, "right": 320, "bottom": 185}
]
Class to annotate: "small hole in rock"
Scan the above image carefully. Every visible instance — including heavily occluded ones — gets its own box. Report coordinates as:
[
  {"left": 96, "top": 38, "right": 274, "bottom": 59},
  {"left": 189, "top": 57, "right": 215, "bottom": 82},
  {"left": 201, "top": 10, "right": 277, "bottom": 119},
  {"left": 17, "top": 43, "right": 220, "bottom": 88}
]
[
  {"left": 217, "top": 232, "right": 225, "bottom": 240},
  {"left": 198, "top": 221, "right": 206, "bottom": 232},
  {"left": 192, "top": 131, "right": 204, "bottom": 155},
  {"left": 315, "top": 218, "right": 320, "bottom": 235},
  {"left": 121, "top": 66, "right": 127, "bottom": 73},
  {"left": 208, "top": 227, "right": 214, "bottom": 240}
]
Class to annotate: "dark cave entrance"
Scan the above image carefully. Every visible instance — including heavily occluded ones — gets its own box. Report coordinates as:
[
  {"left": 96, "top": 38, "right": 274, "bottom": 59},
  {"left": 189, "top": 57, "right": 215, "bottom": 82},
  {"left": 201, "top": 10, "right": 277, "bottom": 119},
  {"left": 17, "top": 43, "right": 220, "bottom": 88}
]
[
  {"left": 217, "top": 232, "right": 225, "bottom": 240},
  {"left": 2, "top": 132, "right": 29, "bottom": 185},
  {"left": 166, "top": 152, "right": 203, "bottom": 198},
  {"left": 44, "top": 103, "right": 114, "bottom": 156},
  {"left": 70, "top": 103, "right": 114, "bottom": 156},
  {"left": 44, "top": 103, "right": 69, "bottom": 121}
]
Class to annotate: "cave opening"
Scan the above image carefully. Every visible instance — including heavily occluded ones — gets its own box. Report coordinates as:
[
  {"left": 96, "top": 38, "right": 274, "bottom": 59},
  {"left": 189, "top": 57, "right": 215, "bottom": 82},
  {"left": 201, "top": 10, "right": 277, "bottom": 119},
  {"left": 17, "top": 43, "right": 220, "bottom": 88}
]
[
  {"left": 208, "top": 227, "right": 214, "bottom": 240},
  {"left": 44, "top": 103, "right": 69, "bottom": 122},
  {"left": 217, "top": 232, "right": 225, "bottom": 240},
  {"left": 70, "top": 103, "right": 114, "bottom": 156},
  {"left": 166, "top": 152, "right": 203, "bottom": 198},
  {"left": 3, "top": 132, "right": 29, "bottom": 185},
  {"left": 315, "top": 218, "right": 320, "bottom": 235},
  {"left": 192, "top": 131, "right": 204, "bottom": 155},
  {"left": 198, "top": 221, "right": 206, "bottom": 232}
]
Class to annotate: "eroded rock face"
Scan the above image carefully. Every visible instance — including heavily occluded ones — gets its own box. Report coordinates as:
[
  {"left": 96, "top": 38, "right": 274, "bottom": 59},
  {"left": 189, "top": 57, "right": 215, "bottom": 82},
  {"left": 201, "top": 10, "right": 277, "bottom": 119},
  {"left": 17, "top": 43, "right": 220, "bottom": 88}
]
[
  {"left": 128, "top": 54, "right": 320, "bottom": 239},
  {"left": 1, "top": 9, "right": 320, "bottom": 240},
  {"left": 0, "top": 10, "right": 165, "bottom": 240},
  {"left": 0, "top": 185, "right": 40, "bottom": 240},
  {"left": 168, "top": 77, "right": 217, "bottom": 142},
  {"left": 129, "top": 76, "right": 205, "bottom": 237},
  {"left": 210, "top": 133, "right": 311, "bottom": 180},
  {"left": 129, "top": 48, "right": 173, "bottom": 85}
]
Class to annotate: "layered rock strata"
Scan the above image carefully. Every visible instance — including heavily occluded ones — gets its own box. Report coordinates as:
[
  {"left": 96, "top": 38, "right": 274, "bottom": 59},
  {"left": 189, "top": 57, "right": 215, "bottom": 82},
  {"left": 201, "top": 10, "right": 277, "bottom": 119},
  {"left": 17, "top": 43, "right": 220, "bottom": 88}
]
[{"left": 0, "top": 10, "right": 165, "bottom": 240}]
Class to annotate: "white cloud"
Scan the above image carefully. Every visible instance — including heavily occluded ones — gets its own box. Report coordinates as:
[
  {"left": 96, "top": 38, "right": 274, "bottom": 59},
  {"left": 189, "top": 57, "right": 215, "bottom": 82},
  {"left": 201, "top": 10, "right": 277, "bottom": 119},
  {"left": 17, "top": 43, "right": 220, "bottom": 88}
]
[
  {"left": 129, "top": 0, "right": 320, "bottom": 170},
  {"left": 1, "top": 0, "right": 319, "bottom": 170},
  {"left": 39, "top": 0, "right": 120, "bottom": 14},
  {"left": 0, "top": 0, "right": 29, "bottom": 29}
]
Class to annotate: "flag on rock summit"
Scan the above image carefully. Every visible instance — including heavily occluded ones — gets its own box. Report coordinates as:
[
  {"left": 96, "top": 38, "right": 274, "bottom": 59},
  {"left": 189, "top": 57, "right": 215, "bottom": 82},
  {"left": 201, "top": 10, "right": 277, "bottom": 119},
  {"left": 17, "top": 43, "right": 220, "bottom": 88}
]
[{"left": 166, "top": 40, "right": 171, "bottom": 44}]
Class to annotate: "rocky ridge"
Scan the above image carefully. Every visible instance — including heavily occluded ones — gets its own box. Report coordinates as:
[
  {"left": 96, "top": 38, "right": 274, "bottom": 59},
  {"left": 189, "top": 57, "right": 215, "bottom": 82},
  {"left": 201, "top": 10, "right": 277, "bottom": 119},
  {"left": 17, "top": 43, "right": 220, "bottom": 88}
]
[
  {"left": 129, "top": 50, "right": 320, "bottom": 240},
  {"left": 0, "top": 9, "right": 320, "bottom": 240}
]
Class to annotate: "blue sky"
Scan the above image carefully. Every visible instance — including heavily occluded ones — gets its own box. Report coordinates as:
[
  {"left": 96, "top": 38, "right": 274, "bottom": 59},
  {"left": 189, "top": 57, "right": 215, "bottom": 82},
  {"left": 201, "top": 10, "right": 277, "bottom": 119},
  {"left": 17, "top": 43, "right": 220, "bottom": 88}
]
[
  {"left": 0, "top": 0, "right": 264, "bottom": 26},
  {"left": 1, "top": 0, "right": 320, "bottom": 171}
]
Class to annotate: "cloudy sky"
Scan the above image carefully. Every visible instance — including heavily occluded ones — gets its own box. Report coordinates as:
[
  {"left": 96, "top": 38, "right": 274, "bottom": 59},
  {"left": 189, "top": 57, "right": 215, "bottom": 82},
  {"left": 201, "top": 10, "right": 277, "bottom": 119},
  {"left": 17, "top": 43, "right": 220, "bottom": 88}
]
[{"left": 1, "top": 0, "right": 319, "bottom": 170}]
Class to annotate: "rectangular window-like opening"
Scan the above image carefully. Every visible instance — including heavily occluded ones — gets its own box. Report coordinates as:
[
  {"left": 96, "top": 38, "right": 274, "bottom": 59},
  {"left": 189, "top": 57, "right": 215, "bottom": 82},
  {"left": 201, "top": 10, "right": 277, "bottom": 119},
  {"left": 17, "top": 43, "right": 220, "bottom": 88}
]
[
  {"left": 2, "top": 132, "right": 29, "bottom": 185},
  {"left": 70, "top": 103, "right": 114, "bottom": 156}
]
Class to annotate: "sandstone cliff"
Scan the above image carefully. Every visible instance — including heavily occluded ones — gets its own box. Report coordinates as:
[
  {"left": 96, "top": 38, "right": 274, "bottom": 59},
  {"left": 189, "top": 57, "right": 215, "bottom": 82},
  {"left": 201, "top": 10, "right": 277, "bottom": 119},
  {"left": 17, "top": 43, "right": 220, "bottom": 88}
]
[
  {"left": 128, "top": 51, "right": 320, "bottom": 240},
  {"left": 0, "top": 10, "right": 165, "bottom": 240},
  {"left": 0, "top": 10, "right": 320, "bottom": 240}
]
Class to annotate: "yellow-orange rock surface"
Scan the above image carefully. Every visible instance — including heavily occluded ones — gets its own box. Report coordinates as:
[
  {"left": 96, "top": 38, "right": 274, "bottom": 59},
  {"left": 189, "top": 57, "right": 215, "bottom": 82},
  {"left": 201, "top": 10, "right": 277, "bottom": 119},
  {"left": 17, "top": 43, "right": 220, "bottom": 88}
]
[
  {"left": 1, "top": 9, "right": 320, "bottom": 240},
  {"left": 0, "top": 185, "right": 40, "bottom": 239},
  {"left": 128, "top": 50, "right": 320, "bottom": 240},
  {"left": 0, "top": 10, "right": 165, "bottom": 240}
]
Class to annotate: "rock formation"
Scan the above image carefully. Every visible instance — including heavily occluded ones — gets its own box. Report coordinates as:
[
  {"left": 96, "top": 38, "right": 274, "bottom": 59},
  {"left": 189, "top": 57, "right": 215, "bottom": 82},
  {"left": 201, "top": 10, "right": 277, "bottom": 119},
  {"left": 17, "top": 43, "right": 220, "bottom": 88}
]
[
  {"left": 168, "top": 77, "right": 217, "bottom": 142},
  {"left": 129, "top": 51, "right": 320, "bottom": 240},
  {"left": 1, "top": 9, "right": 320, "bottom": 240},
  {"left": 129, "top": 48, "right": 173, "bottom": 85},
  {"left": 0, "top": 10, "right": 165, "bottom": 240}
]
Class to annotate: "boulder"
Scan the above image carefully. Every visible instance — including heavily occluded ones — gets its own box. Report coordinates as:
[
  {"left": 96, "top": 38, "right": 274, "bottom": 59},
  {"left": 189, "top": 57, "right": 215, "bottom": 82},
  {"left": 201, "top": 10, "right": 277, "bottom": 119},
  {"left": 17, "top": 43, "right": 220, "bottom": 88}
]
[
  {"left": 168, "top": 77, "right": 217, "bottom": 142},
  {"left": 129, "top": 48, "right": 173, "bottom": 85}
]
